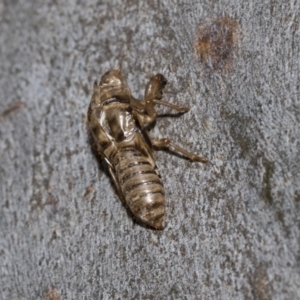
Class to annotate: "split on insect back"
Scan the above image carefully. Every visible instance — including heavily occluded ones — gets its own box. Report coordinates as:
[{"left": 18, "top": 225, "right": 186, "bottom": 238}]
[{"left": 87, "top": 65, "right": 208, "bottom": 230}]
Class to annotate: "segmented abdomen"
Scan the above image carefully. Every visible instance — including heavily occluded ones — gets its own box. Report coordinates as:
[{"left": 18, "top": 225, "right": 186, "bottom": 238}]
[{"left": 113, "top": 148, "right": 165, "bottom": 229}]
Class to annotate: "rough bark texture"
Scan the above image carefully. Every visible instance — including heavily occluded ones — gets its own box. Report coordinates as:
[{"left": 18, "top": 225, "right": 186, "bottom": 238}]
[{"left": 1, "top": 1, "right": 300, "bottom": 299}]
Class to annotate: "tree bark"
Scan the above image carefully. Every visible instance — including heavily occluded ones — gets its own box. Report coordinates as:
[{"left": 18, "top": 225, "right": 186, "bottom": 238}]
[{"left": 0, "top": 1, "right": 299, "bottom": 299}]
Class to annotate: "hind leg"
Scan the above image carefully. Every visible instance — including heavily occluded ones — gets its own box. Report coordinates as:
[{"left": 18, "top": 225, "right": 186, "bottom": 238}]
[{"left": 151, "top": 138, "right": 207, "bottom": 163}]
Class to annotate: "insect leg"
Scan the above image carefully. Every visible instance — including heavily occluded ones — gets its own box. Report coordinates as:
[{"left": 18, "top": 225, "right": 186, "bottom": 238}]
[
  {"left": 133, "top": 73, "right": 191, "bottom": 128},
  {"left": 151, "top": 138, "right": 208, "bottom": 163},
  {"left": 132, "top": 96, "right": 159, "bottom": 129},
  {"left": 144, "top": 73, "right": 190, "bottom": 113},
  {"left": 153, "top": 99, "right": 189, "bottom": 113}
]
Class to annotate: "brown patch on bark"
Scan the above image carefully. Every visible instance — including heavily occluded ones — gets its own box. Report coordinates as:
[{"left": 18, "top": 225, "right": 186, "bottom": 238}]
[
  {"left": 83, "top": 184, "right": 94, "bottom": 201},
  {"left": 45, "top": 287, "right": 60, "bottom": 300},
  {"left": 248, "top": 265, "right": 271, "bottom": 300},
  {"left": 194, "top": 16, "right": 240, "bottom": 73},
  {"left": 0, "top": 101, "right": 25, "bottom": 121}
]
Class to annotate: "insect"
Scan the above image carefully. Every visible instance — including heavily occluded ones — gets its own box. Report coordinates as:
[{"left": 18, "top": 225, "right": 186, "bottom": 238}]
[{"left": 88, "top": 68, "right": 207, "bottom": 229}]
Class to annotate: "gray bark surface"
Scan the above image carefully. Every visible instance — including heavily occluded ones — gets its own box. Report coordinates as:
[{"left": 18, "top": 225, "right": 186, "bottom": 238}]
[{"left": 0, "top": 1, "right": 299, "bottom": 299}]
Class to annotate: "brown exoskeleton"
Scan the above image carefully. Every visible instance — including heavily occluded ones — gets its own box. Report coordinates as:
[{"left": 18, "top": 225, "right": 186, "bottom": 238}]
[{"left": 88, "top": 68, "right": 207, "bottom": 229}]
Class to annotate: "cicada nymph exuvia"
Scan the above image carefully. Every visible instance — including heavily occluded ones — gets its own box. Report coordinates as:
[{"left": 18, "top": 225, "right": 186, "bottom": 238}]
[{"left": 87, "top": 68, "right": 207, "bottom": 229}]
